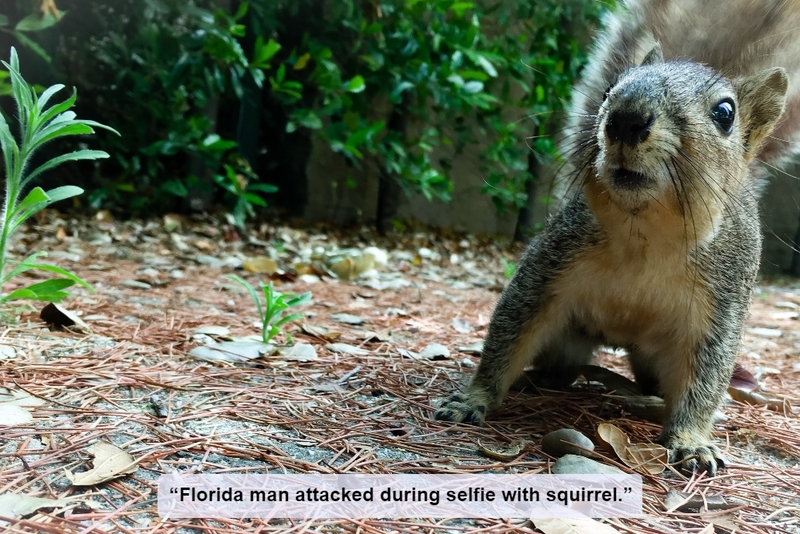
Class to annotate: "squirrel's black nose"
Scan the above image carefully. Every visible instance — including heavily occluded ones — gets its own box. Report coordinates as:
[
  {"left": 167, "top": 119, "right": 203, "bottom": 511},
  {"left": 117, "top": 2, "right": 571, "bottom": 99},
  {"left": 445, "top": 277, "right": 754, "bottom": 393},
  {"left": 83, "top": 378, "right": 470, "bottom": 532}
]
[{"left": 605, "top": 110, "right": 654, "bottom": 146}]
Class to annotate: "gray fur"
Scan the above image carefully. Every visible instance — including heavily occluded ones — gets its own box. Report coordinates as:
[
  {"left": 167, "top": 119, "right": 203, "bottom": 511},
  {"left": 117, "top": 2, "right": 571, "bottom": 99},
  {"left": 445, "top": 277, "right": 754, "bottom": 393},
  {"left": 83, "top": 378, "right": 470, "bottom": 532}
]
[{"left": 434, "top": 0, "right": 796, "bottom": 475}]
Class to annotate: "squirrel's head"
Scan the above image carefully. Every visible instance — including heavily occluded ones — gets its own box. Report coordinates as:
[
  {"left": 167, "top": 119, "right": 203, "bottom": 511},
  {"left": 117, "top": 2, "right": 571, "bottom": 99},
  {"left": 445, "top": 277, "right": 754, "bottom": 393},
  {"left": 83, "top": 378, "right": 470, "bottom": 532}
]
[{"left": 590, "top": 43, "right": 788, "bottom": 222}]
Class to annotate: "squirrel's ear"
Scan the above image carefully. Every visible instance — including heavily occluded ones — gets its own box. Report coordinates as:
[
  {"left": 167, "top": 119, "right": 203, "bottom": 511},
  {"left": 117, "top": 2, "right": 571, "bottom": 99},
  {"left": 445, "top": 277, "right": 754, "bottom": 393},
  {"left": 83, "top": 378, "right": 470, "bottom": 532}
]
[
  {"left": 640, "top": 43, "right": 663, "bottom": 66},
  {"left": 736, "top": 67, "right": 788, "bottom": 158}
]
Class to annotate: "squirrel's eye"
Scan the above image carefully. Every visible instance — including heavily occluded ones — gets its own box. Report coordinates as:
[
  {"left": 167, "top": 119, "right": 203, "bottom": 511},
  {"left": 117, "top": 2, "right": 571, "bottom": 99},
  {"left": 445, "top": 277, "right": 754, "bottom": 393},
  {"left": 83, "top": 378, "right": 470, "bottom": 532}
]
[{"left": 710, "top": 99, "right": 735, "bottom": 134}]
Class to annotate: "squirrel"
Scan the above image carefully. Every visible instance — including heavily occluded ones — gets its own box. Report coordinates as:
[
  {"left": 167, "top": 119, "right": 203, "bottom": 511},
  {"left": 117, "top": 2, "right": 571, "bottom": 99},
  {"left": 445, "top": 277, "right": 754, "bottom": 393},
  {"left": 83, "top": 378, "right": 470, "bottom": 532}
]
[{"left": 434, "top": 0, "right": 800, "bottom": 475}]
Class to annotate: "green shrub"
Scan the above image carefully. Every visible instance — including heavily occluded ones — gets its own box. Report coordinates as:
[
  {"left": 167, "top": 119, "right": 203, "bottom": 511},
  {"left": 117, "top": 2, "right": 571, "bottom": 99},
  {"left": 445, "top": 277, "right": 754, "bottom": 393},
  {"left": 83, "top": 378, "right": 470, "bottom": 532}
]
[{"left": 2, "top": 0, "right": 607, "bottom": 228}]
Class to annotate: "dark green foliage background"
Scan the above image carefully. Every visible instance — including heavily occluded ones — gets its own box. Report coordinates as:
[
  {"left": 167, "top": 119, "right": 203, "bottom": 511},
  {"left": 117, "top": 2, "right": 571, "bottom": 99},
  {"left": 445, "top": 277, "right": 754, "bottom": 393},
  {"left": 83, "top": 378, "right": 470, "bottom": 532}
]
[{"left": 0, "top": 0, "right": 608, "bottom": 228}]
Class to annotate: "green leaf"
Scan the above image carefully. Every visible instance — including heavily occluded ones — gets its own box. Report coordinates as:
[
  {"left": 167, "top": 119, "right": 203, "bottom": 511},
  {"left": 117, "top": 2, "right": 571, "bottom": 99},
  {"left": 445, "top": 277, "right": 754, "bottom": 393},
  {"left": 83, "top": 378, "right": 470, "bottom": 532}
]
[
  {"left": 12, "top": 32, "right": 52, "bottom": 63},
  {"left": 162, "top": 180, "right": 188, "bottom": 197},
  {"left": 228, "top": 274, "right": 264, "bottom": 321},
  {"left": 23, "top": 263, "right": 92, "bottom": 291},
  {"left": 475, "top": 55, "right": 498, "bottom": 78},
  {"left": 45, "top": 185, "right": 84, "bottom": 203},
  {"left": 2, "top": 287, "right": 71, "bottom": 303},
  {"left": 463, "top": 81, "right": 484, "bottom": 93},
  {"left": 247, "top": 183, "right": 279, "bottom": 194},
  {"left": 36, "top": 84, "right": 65, "bottom": 112},
  {"left": 34, "top": 88, "right": 77, "bottom": 129},
  {"left": 6, "top": 278, "right": 76, "bottom": 303},
  {"left": 273, "top": 312, "right": 304, "bottom": 328},
  {"left": 251, "top": 37, "right": 281, "bottom": 68},
  {"left": 449, "top": 2, "right": 474, "bottom": 16},
  {"left": 345, "top": 75, "right": 366, "bottom": 93},
  {"left": 285, "top": 291, "right": 312, "bottom": 307},
  {"left": 15, "top": 12, "right": 62, "bottom": 32},
  {"left": 0, "top": 252, "right": 46, "bottom": 285},
  {"left": 0, "top": 15, "right": 8, "bottom": 27},
  {"left": 23, "top": 150, "right": 109, "bottom": 186},
  {"left": 16, "top": 186, "right": 49, "bottom": 212}
]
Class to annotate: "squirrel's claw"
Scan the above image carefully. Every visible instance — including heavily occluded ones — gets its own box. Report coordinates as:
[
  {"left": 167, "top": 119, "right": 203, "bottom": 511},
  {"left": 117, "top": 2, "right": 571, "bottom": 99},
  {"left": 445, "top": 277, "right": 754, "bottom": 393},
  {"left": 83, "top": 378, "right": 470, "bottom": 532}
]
[
  {"left": 433, "top": 392, "right": 487, "bottom": 425},
  {"left": 668, "top": 443, "right": 727, "bottom": 477}
]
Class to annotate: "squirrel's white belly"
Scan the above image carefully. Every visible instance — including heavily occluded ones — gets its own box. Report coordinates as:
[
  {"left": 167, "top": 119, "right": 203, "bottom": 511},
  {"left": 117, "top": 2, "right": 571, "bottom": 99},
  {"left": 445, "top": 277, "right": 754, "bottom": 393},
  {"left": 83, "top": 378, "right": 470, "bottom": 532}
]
[{"left": 553, "top": 239, "right": 714, "bottom": 353}]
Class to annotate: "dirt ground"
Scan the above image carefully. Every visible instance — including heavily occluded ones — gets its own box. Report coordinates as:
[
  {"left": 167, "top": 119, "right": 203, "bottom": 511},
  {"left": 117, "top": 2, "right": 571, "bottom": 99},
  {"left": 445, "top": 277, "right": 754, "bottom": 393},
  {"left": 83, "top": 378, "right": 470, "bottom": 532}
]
[{"left": 0, "top": 212, "right": 798, "bottom": 534}]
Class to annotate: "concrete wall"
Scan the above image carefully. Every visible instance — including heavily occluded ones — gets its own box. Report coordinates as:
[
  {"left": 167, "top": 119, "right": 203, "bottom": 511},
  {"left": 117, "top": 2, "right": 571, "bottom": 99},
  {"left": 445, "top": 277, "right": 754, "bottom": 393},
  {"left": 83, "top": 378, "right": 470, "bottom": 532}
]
[
  {"left": 303, "top": 133, "right": 800, "bottom": 277},
  {"left": 760, "top": 163, "right": 800, "bottom": 276}
]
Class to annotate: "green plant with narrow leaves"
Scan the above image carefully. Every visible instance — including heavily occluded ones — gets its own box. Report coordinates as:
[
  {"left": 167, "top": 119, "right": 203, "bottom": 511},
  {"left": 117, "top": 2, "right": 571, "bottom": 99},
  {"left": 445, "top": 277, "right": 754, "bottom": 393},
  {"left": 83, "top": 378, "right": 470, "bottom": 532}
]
[
  {"left": 228, "top": 274, "right": 311, "bottom": 344},
  {"left": 0, "top": 47, "right": 118, "bottom": 306}
]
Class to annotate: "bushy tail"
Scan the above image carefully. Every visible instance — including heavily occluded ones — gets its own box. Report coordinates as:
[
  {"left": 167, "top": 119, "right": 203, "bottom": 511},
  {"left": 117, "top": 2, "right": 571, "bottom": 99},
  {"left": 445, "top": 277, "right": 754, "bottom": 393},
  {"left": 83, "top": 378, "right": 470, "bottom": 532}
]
[{"left": 567, "top": 0, "right": 800, "bottom": 165}]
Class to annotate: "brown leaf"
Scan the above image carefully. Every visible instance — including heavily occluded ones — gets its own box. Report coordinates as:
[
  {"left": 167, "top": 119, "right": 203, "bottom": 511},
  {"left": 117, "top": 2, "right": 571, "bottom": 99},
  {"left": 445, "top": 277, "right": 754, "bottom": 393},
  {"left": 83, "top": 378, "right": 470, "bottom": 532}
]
[
  {"left": 301, "top": 323, "right": 341, "bottom": 341},
  {"left": 664, "top": 488, "right": 732, "bottom": 513},
  {"left": 596, "top": 423, "right": 631, "bottom": 457},
  {"left": 65, "top": 442, "right": 137, "bottom": 486},
  {"left": 40, "top": 303, "right": 91, "bottom": 333},
  {"left": 596, "top": 423, "right": 666, "bottom": 474},
  {"left": 730, "top": 363, "right": 758, "bottom": 391},
  {"left": 625, "top": 443, "right": 668, "bottom": 475},
  {"left": 727, "top": 387, "right": 791, "bottom": 413},
  {"left": 476, "top": 439, "right": 526, "bottom": 461},
  {"left": 243, "top": 256, "right": 278, "bottom": 274}
]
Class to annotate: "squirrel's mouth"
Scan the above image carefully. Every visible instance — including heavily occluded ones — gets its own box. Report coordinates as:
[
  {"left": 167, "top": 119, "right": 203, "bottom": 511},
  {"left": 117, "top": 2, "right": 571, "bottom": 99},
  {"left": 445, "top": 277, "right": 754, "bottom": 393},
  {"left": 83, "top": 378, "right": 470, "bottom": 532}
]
[{"left": 612, "top": 168, "right": 649, "bottom": 190}]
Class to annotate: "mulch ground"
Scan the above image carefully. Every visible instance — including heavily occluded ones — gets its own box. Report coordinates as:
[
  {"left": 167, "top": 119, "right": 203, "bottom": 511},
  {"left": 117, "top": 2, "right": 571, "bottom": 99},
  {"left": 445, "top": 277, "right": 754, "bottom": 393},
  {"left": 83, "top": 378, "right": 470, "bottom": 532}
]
[{"left": 0, "top": 212, "right": 798, "bottom": 533}]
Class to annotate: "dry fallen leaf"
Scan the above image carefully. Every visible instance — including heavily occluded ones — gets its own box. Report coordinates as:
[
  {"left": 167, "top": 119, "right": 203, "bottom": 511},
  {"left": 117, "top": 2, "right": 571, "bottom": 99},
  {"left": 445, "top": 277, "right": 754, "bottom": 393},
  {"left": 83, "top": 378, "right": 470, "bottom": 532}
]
[
  {"left": 330, "top": 313, "right": 365, "bottom": 325},
  {"left": 189, "top": 341, "right": 275, "bottom": 363},
  {"left": 243, "top": 256, "right": 278, "bottom": 274},
  {"left": 65, "top": 441, "right": 138, "bottom": 486},
  {"left": 625, "top": 443, "right": 668, "bottom": 475},
  {"left": 596, "top": 423, "right": 666, "bottom": 474},
  {"left": 40, "top": 303, "right": 91, "bottom": 333},
  {"left": 325, "top": 343, "right": 369, "bottom": 356},
  {"left": 730, "top": 363, "right": 758, "bottom": 391},
  {"left": 534, "top": 518, "right": 620, "bottom": 534},
  {"left": 192, "top": 325, "right": 232, "bottom": 337},
  {"left": 0, "top": 388, "right": 46, "bottom": 427},
  {"left": 301, "top": 323, "right": 341, "bottom": 341},
  {"left": 476, "top": 439, "right": 526, "bottom": 461},
  {"left": 664, "top": 488, "right": 732, "bottom": 513},
  {"left": 278, "top": 344, "right": 318, "bottom": 362},
  {"left": 727, "top": 387, "right": 791, "bottom": 413},
  {"left": 0, "top": 493, "right": 87, "bottom": 518},
  {"left": 0, "top": 403, "right": 34, "bottom": 426}
]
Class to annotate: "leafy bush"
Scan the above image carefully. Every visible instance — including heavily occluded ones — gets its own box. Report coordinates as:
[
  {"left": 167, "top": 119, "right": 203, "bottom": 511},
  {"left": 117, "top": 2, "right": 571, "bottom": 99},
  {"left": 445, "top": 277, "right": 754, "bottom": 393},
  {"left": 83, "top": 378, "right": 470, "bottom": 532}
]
[
  {"left": 55, "top": 0, "right": 278, "bottom": 220},
  {"left": 0, "top": 48, "right": 115, "bottom": 307},
  {"left": 2, "top": 0, "right": 606, "bottom": 229}
]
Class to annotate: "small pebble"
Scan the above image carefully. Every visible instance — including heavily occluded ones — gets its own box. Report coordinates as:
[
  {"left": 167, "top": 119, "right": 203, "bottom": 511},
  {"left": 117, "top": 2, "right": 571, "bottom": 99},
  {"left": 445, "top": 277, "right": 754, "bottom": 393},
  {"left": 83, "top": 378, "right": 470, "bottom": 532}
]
[
  {"left": 552, "top": 454, "right": 625, "bottom": 475},
  {"left": 541, "top": 429, "right": 594, "bottom": 458}
]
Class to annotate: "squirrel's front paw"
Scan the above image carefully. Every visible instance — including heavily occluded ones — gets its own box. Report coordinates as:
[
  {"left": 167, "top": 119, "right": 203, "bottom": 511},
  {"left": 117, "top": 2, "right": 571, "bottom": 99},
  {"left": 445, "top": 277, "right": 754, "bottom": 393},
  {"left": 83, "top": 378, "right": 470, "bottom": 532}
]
[
  {"left": 662, "top": 435, "right": 726, "bottom": 476},
  {"left": 433, "top": 392, "right": 487, "bottom": 425}
]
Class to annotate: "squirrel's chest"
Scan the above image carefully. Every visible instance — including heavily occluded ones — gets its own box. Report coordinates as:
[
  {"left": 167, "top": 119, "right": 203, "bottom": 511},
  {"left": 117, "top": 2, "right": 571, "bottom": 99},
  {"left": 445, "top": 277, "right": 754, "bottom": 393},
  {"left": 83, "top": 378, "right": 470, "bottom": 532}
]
[{"left": 551, "top": 239, "right": 714, "bottom": 351}]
